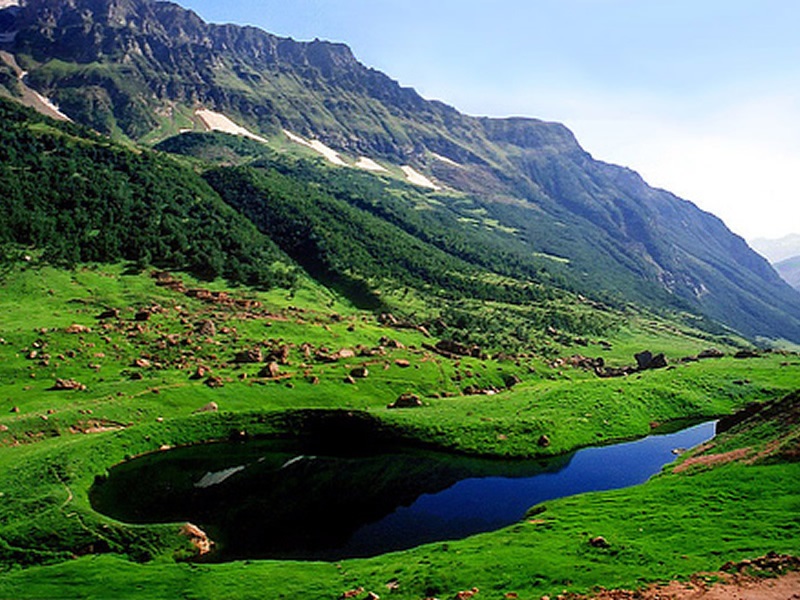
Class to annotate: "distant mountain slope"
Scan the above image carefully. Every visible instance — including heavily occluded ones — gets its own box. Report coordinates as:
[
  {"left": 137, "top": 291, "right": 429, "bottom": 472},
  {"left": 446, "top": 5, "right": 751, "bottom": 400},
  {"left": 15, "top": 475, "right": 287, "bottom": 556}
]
[
  {"left": 751, "top": 234, "right": 800, "bottom": 264},
  {"left": 2, "top": 0, "right": 800, "bottom": 342},
  {"left": 775, "top": 256, "right": 800, "bottom": 291}
]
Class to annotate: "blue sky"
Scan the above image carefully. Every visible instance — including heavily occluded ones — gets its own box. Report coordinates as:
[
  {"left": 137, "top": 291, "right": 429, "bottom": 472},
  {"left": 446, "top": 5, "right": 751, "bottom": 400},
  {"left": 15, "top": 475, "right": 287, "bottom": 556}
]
[{"left": 177, "top": 0, "right": 800, "bottom": 241}]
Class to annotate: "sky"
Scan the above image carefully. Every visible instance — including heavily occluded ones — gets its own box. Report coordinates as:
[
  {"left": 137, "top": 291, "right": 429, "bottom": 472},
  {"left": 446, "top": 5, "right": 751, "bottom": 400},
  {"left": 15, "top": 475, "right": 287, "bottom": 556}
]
[{"left": 176, "top": 0, "right": 800, "bottom": 241}]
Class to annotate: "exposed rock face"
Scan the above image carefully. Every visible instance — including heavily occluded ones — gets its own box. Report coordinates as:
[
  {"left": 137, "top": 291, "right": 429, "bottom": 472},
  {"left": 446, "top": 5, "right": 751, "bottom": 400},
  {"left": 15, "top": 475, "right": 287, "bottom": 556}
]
[
  {"left": 179, "top": 522, "right": 214, "bottom": 556},
  {"left": 634, "top": 351, "right": 667, "bottom": 370}
]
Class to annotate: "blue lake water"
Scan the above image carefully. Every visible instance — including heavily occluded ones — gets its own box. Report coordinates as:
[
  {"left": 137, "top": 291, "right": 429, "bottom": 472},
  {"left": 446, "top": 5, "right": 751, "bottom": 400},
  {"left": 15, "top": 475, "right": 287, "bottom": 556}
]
[{"left": 91, "top": 420, "right": 715, "bottom": 561}]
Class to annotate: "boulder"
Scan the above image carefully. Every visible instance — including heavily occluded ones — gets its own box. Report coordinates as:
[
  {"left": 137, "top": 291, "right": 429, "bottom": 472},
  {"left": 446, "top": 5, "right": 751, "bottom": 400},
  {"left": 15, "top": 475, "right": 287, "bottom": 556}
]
[
  {"left": 698, "top": 348, "right": 725, "bottom": 359},
  {"left": 350, "top": 366, "right": 369, "bottom": 379},
  {"left": 196, "top": 319, "right": 216, "bottom": 337},
  {"left": 234, "top": 348, "right": 263, "bottom": 364},
  {"left": 394, "top": 359, "right": 411, "bottom": 368},
  {"left": 195, "top": 401, "right": 219, "bottom": 413},
  {"left": 388, "top": 393, "right": 423, "bottom": 409},
  {"left": 50, "top": 378, "right": 86, "bottom": 391},
  {"left": 504, "top": 374, "right": 522, "bottom": 389},
  {"left": 537, "top": 434, "right": 551, "bottom": 448},
  {"left": 589, "top": 536, "right": 610, "bottom": 548},
  {"left": 179, "top": 523, "right": 214, "bottom": 556},
  {"left": 258, "top": 362, "right": 281, "bottom": 378},
  {"left": 634, "top": 351, "right": 667, "bottom": 370},
  {"left": 134, "top": 309, "right": 152, "bottom": 322},
  {"left": 203, "top": 376, "right": 224, "bottom": 389},
  {"left": 132, "top": 358, "right": 151, "bottom": 369},
  {"left": 734, "top": 349, "right": 760, "bottom": 359},
  {"left": 96, "top": 308, "right": 119, "bottom": 320},
  {"left": 64, "top": 324, "right": 91, "bottom": 334}
]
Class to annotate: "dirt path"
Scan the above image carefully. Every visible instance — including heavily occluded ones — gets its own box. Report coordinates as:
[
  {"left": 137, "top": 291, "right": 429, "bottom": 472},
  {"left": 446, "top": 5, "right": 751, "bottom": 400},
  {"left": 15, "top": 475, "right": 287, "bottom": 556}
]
[{"left": 570, "top": 555, "right": 800, "bottom": 600}]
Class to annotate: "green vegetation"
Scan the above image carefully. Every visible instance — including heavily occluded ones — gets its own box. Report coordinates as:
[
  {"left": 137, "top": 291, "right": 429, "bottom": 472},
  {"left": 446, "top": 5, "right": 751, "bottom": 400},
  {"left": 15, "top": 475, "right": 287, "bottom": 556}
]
[
  {"left": 0, "top": 99, "right": 294, "bottom": 288},
  {"left": 0, "top": 259, "right": 797, "bottom": 598}
]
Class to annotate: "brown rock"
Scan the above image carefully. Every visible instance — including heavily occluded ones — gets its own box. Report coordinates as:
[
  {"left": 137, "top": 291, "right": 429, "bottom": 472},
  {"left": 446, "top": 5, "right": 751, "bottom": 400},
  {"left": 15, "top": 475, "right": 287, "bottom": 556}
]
[
  {"left": 204, "top": 376, "right": 224, "bottom": 389},
  {"left": 134, "top": 309, "right": 152, "bottom": 322},
  {"left": 394, "top": 359, "right": 411, "bottom": 368},
  {"left": 258, "top": 362, "right": 281, "bottom": 378},
  {"left": 195, "top": 401, "right": 219, "bottom": 413},
  {"left": 179, "top": 523, "right": 214, "bottom": 556},
  {"left": 64, "top": 324, "right": 91, "bottom": 334},
  {"left": 50, "top": 378, "right": 86, "bottom": 391},
  {"left": 537, "top": 434, "right": 551, "bottom": 448},
  {"left": 0, "top": 424, "right": 9, "bottom": 432},
  {"left": 343, "top": 375, "right": 356, "bottom": 385},
  {"left": 350, "top": 366, "right": 369, "bottom": 379},
  {"left": 697, "top": 348, "right": 725, "bottom": 359},
  {"left": 196, "top": 320, "right": 216, "bottom": 337},
  {"left": 96, "top": 308, "right": 119, "bottom": 320},
  {"left": 190, "top": 366, "right": 209, "bottom": 380},
  {"left": 388, "top": 393, "right": 423, "bottom": 409},
  {"left": 589, "top": 536, "right": 610, "bottom": 548},
  {"left": 234, "top": 348, "right": 263, "bottom": 364},
  {"left": 132, "top": 358, "right": 151, "bottom": 369}
]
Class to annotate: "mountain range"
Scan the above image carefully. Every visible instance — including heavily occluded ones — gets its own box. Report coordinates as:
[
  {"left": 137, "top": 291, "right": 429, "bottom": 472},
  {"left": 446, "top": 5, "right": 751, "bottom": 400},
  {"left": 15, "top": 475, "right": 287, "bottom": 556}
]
[{"left": 2, "top": 0, "right": 800, "bottom": 343}]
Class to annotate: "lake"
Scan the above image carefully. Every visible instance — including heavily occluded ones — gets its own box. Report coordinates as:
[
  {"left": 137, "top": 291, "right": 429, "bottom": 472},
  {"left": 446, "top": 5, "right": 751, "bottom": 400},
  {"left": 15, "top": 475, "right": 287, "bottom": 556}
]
[{"left": 91, "top": 420, "right": 715, "bottom": 561}]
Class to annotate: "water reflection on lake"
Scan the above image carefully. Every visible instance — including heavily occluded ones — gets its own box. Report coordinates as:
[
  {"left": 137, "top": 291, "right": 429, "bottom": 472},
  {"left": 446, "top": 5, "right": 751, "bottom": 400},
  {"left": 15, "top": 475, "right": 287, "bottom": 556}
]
[{"left": 91, "top": 420, "right": 715, "bottom": 561}]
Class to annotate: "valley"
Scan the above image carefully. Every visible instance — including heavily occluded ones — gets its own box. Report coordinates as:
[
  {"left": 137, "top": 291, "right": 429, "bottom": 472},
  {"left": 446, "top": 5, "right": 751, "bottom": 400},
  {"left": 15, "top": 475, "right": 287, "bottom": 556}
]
[{"left": 0, "top": 1, "right": 798, "bottom": 598}]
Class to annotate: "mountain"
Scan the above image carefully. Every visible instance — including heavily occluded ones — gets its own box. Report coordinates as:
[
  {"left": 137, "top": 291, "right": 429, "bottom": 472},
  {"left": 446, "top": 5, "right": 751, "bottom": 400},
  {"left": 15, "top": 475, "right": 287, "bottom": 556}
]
[
  {"left": 751, "top": 234, "right": 800, "bottom": 264},
  {"left": 774, "top": 256, "right": 800, "bottom": 291},
  {"left": 2, "top": 0, "right": 800, "bottom": 342}
]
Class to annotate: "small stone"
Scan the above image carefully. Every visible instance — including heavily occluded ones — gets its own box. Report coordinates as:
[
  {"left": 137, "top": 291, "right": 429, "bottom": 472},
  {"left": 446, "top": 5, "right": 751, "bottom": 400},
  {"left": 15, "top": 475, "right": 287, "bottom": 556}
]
[
  {"left": 195, "top": 401, "right": 219, "bottom": 413},
  {"left": 394, "top": 359, "right": 411, "bottom": 368},
  {"left": 350, "top": 366, "right": 369, "bottom": 378},
  {"left": 589, "top": 536, "right": 610, "bottom": 548},
  {"left": 537, "top": 434, "right": 551, "bottom": 448}
]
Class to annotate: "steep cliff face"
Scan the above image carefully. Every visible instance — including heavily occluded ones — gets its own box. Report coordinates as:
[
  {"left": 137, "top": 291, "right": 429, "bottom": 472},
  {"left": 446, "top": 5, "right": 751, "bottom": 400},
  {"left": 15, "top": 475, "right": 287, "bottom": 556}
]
[{"left": 3, "top": 0, "right": 800, "bottom": 341}]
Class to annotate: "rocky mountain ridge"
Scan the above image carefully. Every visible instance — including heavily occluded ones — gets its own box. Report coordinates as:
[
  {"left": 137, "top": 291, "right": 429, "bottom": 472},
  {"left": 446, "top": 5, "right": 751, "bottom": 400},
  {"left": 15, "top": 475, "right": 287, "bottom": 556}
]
[{"left": 2, "top": 0, "right": 800, "bottom": 342}]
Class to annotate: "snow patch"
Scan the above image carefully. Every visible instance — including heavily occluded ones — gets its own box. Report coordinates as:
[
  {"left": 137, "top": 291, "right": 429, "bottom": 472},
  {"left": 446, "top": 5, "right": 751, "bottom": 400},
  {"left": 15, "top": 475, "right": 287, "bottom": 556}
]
[
  {"left": 355, "top": 157, "right": 388, "bottom": 172},
  {"left": 431, "top": 153, "right": 462, "bottom": 168},
  {"left": 283, "top": 129, "right": 347, "bottom": 166},
  {"left": 196, "top": 109, "right": 268, "bottom": 143},
  {"left": 28, "top": 88, "right": 71, "bottom": 122},
  {"left": 0, "top": 0, "right": 20, "bottom": 8},
  {"left": 401, "top": 166, "right": 440, "bottom": 190}
]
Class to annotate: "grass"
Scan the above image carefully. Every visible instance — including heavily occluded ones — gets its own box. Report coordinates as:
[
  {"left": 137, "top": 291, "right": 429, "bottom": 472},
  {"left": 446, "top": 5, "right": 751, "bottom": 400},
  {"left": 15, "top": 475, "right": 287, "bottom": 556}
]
[{"left": 0, "top": 261, "right": 798, "bottom": 599}]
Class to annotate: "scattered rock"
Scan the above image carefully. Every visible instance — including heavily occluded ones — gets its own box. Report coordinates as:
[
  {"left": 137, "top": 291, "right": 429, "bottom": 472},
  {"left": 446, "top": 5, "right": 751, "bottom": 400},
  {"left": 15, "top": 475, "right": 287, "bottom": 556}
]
[
  {"left": 234, "top": 348, "right": 263, "bottom": 364},
  {"left": 734, "top": 349, "right": 760, "bottom": 359},
  {"left": 697, "top": 348, "right": 725, "bottom": 359},
  {"left": 179, "top": 523, "right": 214, "bottom": 556},
  {"left": 10, "top": 406, "right": 19, "bottom": 413},
  {"left": 0, "top": 424, "right": 8, "bottom": 432},
  {"left": 95, "top": 308, "right": 119, "bottom": 320},
  {"left": 258, "top": 362, "right": 281, "bottom": 378},
  {"left": 343, "top": 375, "right": 356, "bottom": 385},
  {"left": 340, "top": 588, "right": 364, "bottom": 599},
  {"left": 132, "top": 358, "right": 151, "bottom": 369},
  {"left": 434, "top": 339, "right": 484, "bottom": 359},
  {"left": 394, "top": 359, "right": 411, "bottom": 368},
  {"left": 350, "top": 366, "right": 369, "bottom": 379},
  {"left": 204, "top": 376, "right": 224, "bottom": 389},
  {"left": 634, "top": 351, "right": 668, "bottom": 370},
  {"left": 49, "top": 378, "right": 86, "bottom": 391},
  {"left": 388, "top": 393, "right": 423, "bottom": 409},
  {"left": 504, "top": 374, "right": 522, "bottom": 389},
  {"left": 538, "top": 434, "right": 551, "bottom": 448},
  {"left": 134, "top": 309, "right": 152, "bottom": 322},
  {"left": 195, "top": 401, "right": 219, "bottom": 413},
  {"left": 455, "top": 588, "right": 480, "bottom": 600},
  {"left": 589, "top": 536, "right": 610, "bottom": 548},
  {"left": 64, "top": 324, "right": 91, "bottom": 334},
  {"left": 365, "top": 593, "right": 380, "bottom": 600},
  {"left": 196, "top": 319, "right": 216, "bottom": 337},
  {"left": 335, "top": 348, "right": 356, "bottom": 360}
]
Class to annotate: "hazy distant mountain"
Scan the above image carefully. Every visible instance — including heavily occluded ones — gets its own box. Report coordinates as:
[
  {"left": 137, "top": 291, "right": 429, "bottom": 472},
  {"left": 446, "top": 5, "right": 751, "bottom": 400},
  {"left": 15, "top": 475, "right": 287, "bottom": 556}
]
[
  {"left": 750, "top": 234, "right": 800, "bottom": 264},
  {"left": 2, "top": 0, "right": 800, "bottom": 342},
  {"left": 774, "top": 256, "right": 800, "bottom": 291}
]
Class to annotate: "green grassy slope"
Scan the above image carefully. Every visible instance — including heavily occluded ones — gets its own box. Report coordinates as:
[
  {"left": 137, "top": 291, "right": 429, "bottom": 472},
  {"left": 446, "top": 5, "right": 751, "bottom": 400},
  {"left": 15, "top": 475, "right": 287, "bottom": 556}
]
[{"left": 0, "top": 262, "right": 797, "bottom": 599}]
